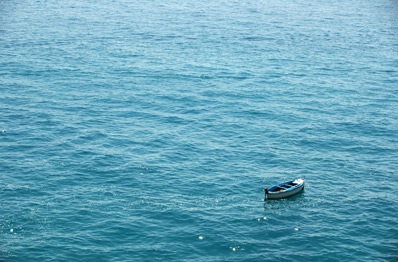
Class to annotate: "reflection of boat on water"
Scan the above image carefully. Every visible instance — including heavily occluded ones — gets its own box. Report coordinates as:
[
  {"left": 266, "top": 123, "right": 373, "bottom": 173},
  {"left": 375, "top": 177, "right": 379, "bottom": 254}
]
[{"left": 264, "top": 178, "right": 305, "bottom": 200}]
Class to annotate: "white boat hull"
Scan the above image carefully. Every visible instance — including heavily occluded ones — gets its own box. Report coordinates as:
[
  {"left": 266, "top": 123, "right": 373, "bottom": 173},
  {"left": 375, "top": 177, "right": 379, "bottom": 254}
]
[{"left": 265, "top": 179, "right": 305, "bottom": 200}]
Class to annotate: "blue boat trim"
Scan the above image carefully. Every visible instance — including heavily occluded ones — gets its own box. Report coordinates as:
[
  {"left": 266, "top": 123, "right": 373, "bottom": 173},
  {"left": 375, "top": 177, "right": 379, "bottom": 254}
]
[{"left": 264, "top": 178, "right": 305, "bottom": 200}]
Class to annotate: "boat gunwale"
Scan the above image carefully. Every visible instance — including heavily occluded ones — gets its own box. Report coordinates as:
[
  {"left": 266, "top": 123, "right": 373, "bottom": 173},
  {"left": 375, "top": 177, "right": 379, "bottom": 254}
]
[{"left": 265, "top": 179, "right": 305, "bottom": 200}]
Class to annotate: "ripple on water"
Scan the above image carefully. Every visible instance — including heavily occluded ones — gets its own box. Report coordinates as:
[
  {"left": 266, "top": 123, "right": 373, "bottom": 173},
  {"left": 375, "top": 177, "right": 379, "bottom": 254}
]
[{"left": 1, "top": 0, "right": 398, "bottom": 261}]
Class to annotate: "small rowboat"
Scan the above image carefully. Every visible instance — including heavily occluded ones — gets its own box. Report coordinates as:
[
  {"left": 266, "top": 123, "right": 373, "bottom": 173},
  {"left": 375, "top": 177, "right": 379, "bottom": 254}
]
[{"left": 264, "top": 178, "right": 305, "bottom": 200}]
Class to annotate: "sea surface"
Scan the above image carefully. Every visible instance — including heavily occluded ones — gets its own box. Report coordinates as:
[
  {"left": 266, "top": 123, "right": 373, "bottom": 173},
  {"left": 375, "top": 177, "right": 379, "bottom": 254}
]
[{"left": 1, "top": 0, "right": 398, "bottom": 261}]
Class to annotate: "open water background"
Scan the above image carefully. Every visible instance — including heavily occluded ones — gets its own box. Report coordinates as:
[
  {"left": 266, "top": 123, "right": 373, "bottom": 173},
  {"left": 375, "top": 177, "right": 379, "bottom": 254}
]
[{"left": 1, "top": 0, "right": 398, "bottom": 261}]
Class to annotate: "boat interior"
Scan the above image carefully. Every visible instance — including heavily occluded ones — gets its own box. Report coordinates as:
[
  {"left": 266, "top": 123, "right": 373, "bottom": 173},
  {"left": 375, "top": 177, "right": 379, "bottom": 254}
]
[{"left": 270, "top": 181, "right": 299, "bottom": 192}]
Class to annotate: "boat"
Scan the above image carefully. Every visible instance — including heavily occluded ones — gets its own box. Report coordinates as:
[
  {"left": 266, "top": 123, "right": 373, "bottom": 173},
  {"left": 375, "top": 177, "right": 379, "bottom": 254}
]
[{"left": 264, "top": 178, "right": 305, "bottom": 200}]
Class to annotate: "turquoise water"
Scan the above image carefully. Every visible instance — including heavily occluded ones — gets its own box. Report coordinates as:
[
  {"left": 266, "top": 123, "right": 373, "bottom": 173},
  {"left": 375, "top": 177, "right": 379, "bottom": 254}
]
[{"left": 1, "top": 0, "right": 398, "bottom": 261}]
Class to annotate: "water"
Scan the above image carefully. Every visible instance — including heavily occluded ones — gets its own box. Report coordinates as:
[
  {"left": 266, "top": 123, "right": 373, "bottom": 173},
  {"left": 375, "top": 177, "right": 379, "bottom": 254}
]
[{"left": 1, "top": 0, "right": 398, "bottom": 261}]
